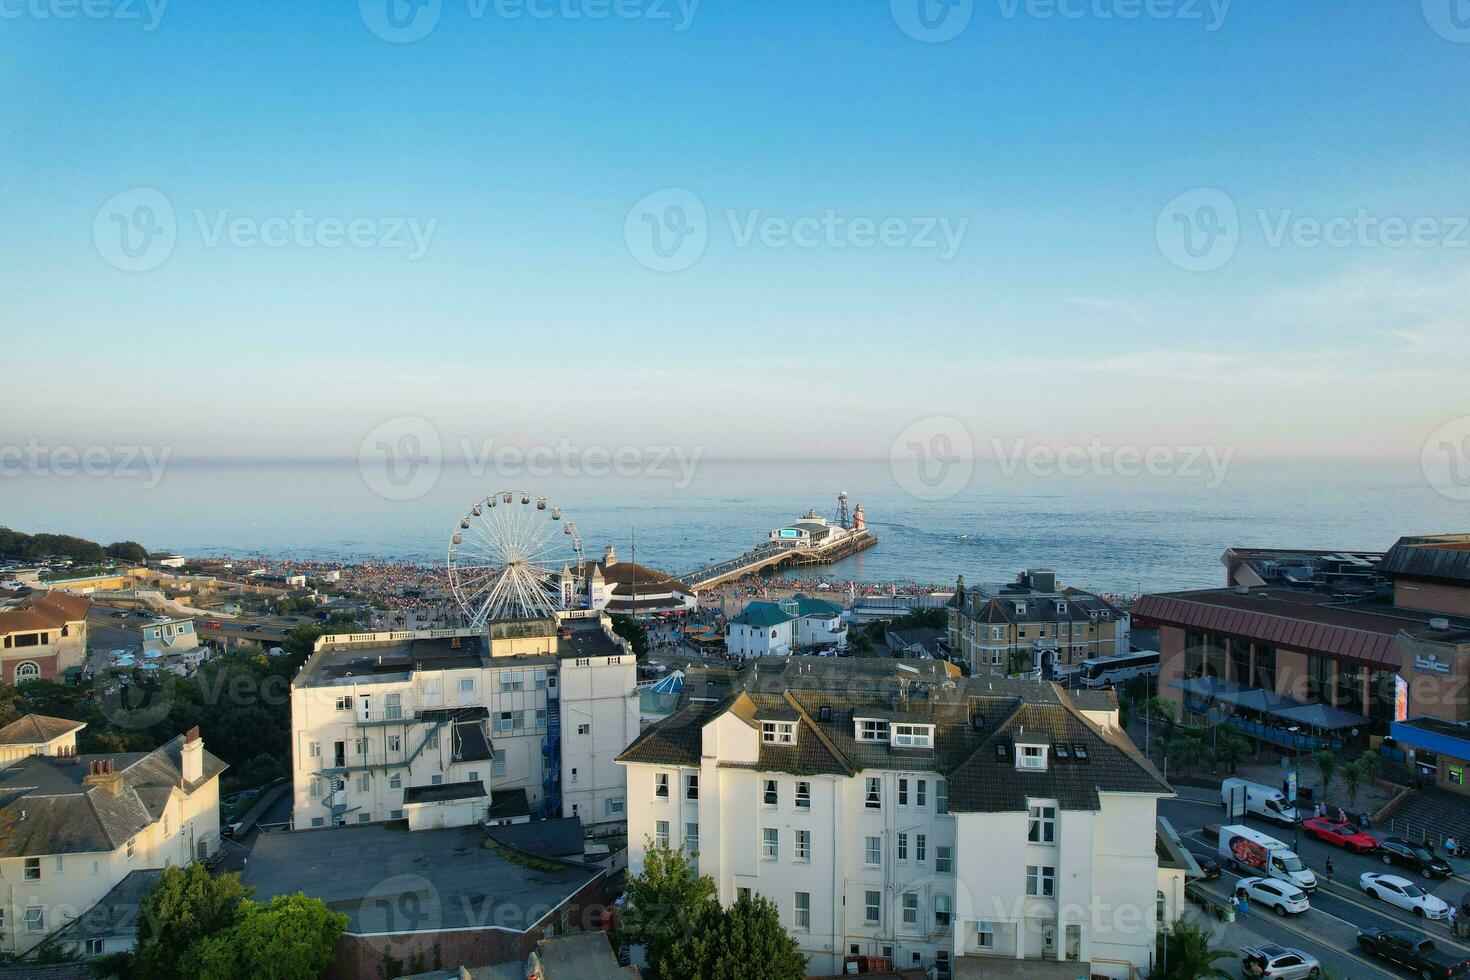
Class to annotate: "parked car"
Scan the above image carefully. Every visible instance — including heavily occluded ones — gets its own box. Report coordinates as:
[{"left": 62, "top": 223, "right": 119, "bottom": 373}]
[
  {"left": 201, "top": 620, "right": 222, "bottom": 629},
  {"left": 1237, "top": 876, "right": 1311, "bottom": 916},
  {"left": 1240, "top": 943, "right": 1321, "bottom": 979},
  {"left": 1302, "top": 816, "right": 1378, "bottom": 853},
  {"left": 1357, "top": 927, "right": 1470, "bottom": 978},
  {"left": 1379, "top": 835, "right": 1455, "bottom": 878},
  {"left": 1359, "top": 872, "right": 1450, "bottom": 918},
  {"left": 1190, "top": 853, "right": 1223, "bottom": 881},
  {"left": 243, "top": 624, "right": 262, "bottom": 632}
]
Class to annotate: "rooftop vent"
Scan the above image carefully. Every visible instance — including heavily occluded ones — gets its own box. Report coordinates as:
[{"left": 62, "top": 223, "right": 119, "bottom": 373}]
[
  {"left": 994, "top": 740, "right": 1012, "bottom": 762},
  {"left": 818, "top": 705, "right": 832, "bottom": 722},
  {"left": 1072, "top": 743, "right": 1089, "bottom": 762},
  {"left": 1054, "top": 744, "right": 1070, "bottom": 761},
  {"left": 970, "top": 714, "right": 985, "bottom": 731}
]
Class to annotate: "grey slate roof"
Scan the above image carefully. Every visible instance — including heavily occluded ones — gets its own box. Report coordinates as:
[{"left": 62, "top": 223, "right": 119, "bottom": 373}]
[
  {"left": 404, "top": 779, "right": 487, "bottom": 805},
  {"left": 619, "top": 656, "right": 1169, "bottom": 813},
  {"left": 0, "top": 735, "right": 226, "bottom": 857},
  {"left": 0, "top": 715, "right": 84, "bottom": 746},
  {"left": 52, "top": 868, "right": 163, "bottom": 943},
  {"left": 485, "top": 815, "right": 585, "bottom": 858}
]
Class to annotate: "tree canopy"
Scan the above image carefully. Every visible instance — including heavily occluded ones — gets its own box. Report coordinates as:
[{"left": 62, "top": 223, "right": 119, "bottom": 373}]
[
  {"left": 134, "top": 865, "right": 252, "bottom": 980},
  {"left": 184, "top": 893, "right": 348, "bottom": 980}
]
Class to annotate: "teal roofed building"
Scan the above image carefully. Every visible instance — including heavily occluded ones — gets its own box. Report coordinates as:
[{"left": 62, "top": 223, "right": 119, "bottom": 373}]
[{"left": 726, "top": 595, "right": 847, "bottom": 660}]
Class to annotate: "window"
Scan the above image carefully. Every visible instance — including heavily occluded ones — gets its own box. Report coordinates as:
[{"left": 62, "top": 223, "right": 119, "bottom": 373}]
[
  {"left": 1028, "top": 804, "right": 1056, "bottom": 843},
  {"left": 427, "top": 731, "right": 440, "bottom": 750},
  {"left": 335, "top": 695, "right": 353, "bottom": 710},
  {"left": 865, "top": 835, "right": 881, "bottom": 866},
  {"left": 761, "top": 721, "right": 795, "bottom": 744},
  {"left": 308, "top": 740, "right": 321, "bottom": 759},
  {"left": 937, "top": 950, "right": 951, "bottom": 980},
  {"left": 577, "top": 723, "right": 590, "bottom": 735},
  {"left": 357, "top": 813, "right": 371, "bottom": 824},
  {"left": 865, "top": 777, "right": 881, "bottom": 809},
  {"left": 794, "top": 892, "right": 810, "bottom": 930},
  {"left": 390, "top": 809, "right": 404, "bottom": 820},
  {"left": 795, "top": 781, "right": 810, "bottom": 809},
  {"left": 570, "top": 767, "right": 578, "bottom": 783},
  {"left": 656, "top": 820, "right": 670, "bottom": 846},
  {"left": 1026, "top": 865, "right": 1056, "bottom": 897},
  {"left": 655, "top": 773, "right": 670, "bottom": 799},
  {"left": 1156, "top": 889, "right": 1166, "bottom": 924},
  {"left": 857, "top": 719, "right": 890, "bottom": 742},
  {"left": 356, "top": 773, "right": 370, "bottom": 792},
  {"left": 430, "top": 774, "right": 443, "bottom": 785},
  {"left": 535, "top": 708, "right": 547, "bottom": 728},
  {"left": 898, "top": 778, "right": 909, "bottom": 806},
  {"left": 86, "top": 937, "right": 103, "bottom": 957},
  {"left": 24, "top": 907, "right": 44, "bottom": 933},
  {"left": 125, "top": 838, "right": 135, "bottom": 858},
  {"left": 738, "top": 887, "right": 751, "bottom": 902},
  {"left": 355, "top": 736, "right": 369, "bottom": 755},
  {"left": 916, "top": 833, "right": 927, "bottom": 862},
  {"left": 459, "top": 677, "right": 475, "bottom": 694},
  {"left": 685, "top": 773, "right": 699, "bottom": 800},
  {"left": 535, "top": 668, "right": 547, "bottom": 690},
  {"left": 385, "top": 693, "right": 402, "bottom": 720},
  {"left": 492, "top": 750, "right": 506, "bottom": 776},
  {"left": 902, "top": 893, "right": 919, "bottom": 927},
  {"left": 23, "top": 857, "right": 39, "bottom": 881},
  {"left": 763, "top": 779, "right": 777, "bottom": 807},
  {"left": 975, "top": 921, "right": 994, "bottom": 949},
  {"left": 1018, "top": 745, "right": 1046, "bottom": 769},
  {"left": 500, "top": 671, "right": 523, "bottom": 693},
  {"left": 575, "top": 657, "right": 590, "bottom": 667},
  {"left": 387, "top": 734, "right": 402, "bottom": 752},
  {"left": 893, "top": 724, "right": 933, "bottom": 748},
  {"left": 795, "top": 829, "right": 811, "bottom": 861},
  {"left": 897, "top": 832, "right": 909, "bottom": 861},
  {"left": 310, "top": 778, "right": 323, "bottom": 798},
  {"left": 864, "top": 891, "right": 881, "bottom": 925},
  {"left": 936, "top": 779, "right": 949, "bottom": 815},
  {"left": 762, "top": 828, "right": 779, "bottom": 860},
  {"left": 916, "top": 779, "right": 927, "bottom": 807},
  {"left": 935, "top": 893, "right": 952, "bottom": 928},
  {"left": 389, "top": 771, "right": 402, "bottom": 789},
  {"left": 605, "top": 796, "right": 625, "bottom": 816},
  {"left": 311, "top": 816, "right": 325, "bottom": 827},
  {"left": 686, "top": 822, "right": 699, "bottom": 852}
]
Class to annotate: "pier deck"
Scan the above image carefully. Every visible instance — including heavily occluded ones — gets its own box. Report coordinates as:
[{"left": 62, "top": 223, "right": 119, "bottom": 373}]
[{"left": 677, "top": 530, "right": 877, "bottom": 591}]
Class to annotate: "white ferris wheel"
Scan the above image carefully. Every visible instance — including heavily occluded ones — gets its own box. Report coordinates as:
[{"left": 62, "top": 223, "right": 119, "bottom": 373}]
[{"left": 447, "top": 491, "right": 584, "bottom": 627}]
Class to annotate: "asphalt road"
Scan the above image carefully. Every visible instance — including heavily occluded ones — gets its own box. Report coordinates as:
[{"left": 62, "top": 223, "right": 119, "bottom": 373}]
[{"left": 1164, "top": 790, "right": 1470, "bottom": 978}]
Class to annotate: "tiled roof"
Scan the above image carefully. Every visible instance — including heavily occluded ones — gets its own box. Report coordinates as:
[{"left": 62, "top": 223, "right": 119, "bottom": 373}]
[
  {"left": 731, "top": 602, "right": 796, "bottom": 628},
  {"left": 620, "top": 656, "right": 1168, "bottom": 812},
  {"left": 1380, "top": 536, "right": 1470, "bottom": 585},
  {"left": 0, "top": 735, "right": 226, "bottom": 857},
  {"left": 0, "top": 590, "right": 90, "bottom": 635},
  {"left": 0, "top": 714, "right": 85, "bottom": 746}
]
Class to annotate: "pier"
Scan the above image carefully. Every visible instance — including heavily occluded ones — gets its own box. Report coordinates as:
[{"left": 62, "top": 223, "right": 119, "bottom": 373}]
[{"left": 678, "top": 521, "right": 877, "bottom": 591}]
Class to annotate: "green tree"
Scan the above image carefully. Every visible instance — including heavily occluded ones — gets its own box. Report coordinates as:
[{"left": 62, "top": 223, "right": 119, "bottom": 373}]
[
  {"left": 1342, "top": 759, "right": 1364, "bottom": 807},
  {"left": 610, "top": 614, "right": 650, "bottom": 659},
  {"left": 1356, "top": 748, "right": 1383, "bottom": 783},
  {"left": 1153, "top": 918, "right": 1233, "bottom": 979},
  {"left": 106, "top": 540, "right": 150, "bottom": 562},
  {"left": 662, "top": 893, "right": 808, "bottom": 980},
  {"left": 615, "top": 840, "right": 718, "bottom": 980},
  {"left": 892, "top": 607, "right": 947, "bottom": 631},
  {"left": 1214, "top": 731, "right": 1252, "bottom": 774},
  {"left": 184, "top": 893, "right": 347, "bottom": 980},
  {"left": 134, "top": 865, "right": 252, "bottom": 980},
  {"left": 1313, "top": 749, "right": 1337, "bottom": 800}
]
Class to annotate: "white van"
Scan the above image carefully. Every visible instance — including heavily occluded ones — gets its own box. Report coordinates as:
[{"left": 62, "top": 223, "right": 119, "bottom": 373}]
[
  {"left": 1218, "top": 824, "right": 1317, "bottom": 893},
  {"left": 1221, "top": 778, "right": 1298, "bottom": 826}
]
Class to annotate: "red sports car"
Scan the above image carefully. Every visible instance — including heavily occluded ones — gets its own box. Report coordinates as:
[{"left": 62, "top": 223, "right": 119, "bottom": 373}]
[{"left": 1303, "top": 817, "right": 1379, "bottom": 853}]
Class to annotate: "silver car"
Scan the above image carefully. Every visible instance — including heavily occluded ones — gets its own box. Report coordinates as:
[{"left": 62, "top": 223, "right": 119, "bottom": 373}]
[{"left": 1241, "top": 943, "right": 1322, "bottom": 979}]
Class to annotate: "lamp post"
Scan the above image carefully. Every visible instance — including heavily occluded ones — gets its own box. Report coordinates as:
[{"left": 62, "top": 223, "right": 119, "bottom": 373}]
[{"left": 1287, "top": 725, "right": 1302, "bottom": 852}]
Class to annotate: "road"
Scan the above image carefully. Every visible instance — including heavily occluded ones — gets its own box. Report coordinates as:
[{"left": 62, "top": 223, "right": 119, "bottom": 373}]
[{"left": 1163, "top": 790, "right": 1470, "bottom": 978}]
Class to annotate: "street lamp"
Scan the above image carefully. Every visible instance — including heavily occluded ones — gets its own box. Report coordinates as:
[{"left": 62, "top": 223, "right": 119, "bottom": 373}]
[{"left": 1287, "top": 725, "right": 1302, "bottom": 851}]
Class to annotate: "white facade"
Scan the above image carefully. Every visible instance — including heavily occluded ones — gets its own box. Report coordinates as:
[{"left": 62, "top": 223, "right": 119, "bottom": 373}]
[
  {"left": 620, "top": 662, "right": 1170, "bottom": 978},
  {"left": 725, "top": 618, "right": 792, "bottom": 659},
  {"left": 289, "top": 613, "right": 639, "bottom": 830}
]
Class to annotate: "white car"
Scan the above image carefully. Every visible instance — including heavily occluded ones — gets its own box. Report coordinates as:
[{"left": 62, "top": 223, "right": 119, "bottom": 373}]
[
  {"left": 1237, "top": 876, "right": 1311, "bottom": 916},
  {"left": 1358, "top": 873, "right": 1449, "bottom": 919}
]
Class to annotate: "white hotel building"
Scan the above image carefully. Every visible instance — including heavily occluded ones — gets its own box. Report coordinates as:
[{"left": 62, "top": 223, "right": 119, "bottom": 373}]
[
  {"left": 289, "top": 611, "right": 639, "bottom": 830},
  {"left": 618, "top": 658, "right": 1173, "bottom": 979}
]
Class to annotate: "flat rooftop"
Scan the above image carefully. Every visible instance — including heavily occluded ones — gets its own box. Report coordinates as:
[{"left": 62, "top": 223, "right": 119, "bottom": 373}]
[
  {"left": 298, "top": 616, "right": 626, "bottom": 687},
  {"left": 243, "top": 824, "right": 602, "bottom": 934}
]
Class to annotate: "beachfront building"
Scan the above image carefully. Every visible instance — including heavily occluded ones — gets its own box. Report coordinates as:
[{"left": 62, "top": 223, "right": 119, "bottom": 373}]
[
  {"left": 1137, "top": 535, "right": 1470, "bottom": 791},
  {"left": 576, "top": 545, "right": 697, "bottom": 616},
  {"left": 0, "top": 722, "right": 225, "bottom": 956},
  {"left": 947, "top": 570, "right": 1126, "bottom": 679},
  {"left": 139, "top": 616, "right": 198, "bottom": 657},
  {"left": 0, "top": 589, "right": 91, "bottom": 684},
  {"left": 617, "top": 658, "right": 1172, "bottom": 978},
  {"left": 724, "top": 596, "right": 847, "bottom": 660},
  {"left": 288, "top": 611, "right": 640, "bottom": 830}
]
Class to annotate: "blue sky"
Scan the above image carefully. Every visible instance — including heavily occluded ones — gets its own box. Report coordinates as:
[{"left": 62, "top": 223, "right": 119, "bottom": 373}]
[{"left": 3, "top": 0, "right": 1468, "bottom": 462}]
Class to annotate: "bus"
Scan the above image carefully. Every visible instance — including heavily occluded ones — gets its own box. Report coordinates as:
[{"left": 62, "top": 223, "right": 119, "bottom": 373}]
[{"left": 1077, "top": 651, "right": 1160, "bottom": 689}]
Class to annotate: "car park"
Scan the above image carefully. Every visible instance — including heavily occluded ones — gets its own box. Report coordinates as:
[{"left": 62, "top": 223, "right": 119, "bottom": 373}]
[
  {"left": 1379, "top": 835, "right": 1455, "bottom": 879},
  {"left": 1237, "top": 876, "right": 1310, "bottom": 916},
  {"left": 1359, "top": 872, "right": 1450, "bottom": 919},
  {"left": 1301, "top": 817, "right": 1378, "bottom": 853},
  {"left": 1240, "top": 943, "right": 1321, "bottom": 979},
  {"left": 1356, "top": 927, "right": 1470, "bottom": 978}
]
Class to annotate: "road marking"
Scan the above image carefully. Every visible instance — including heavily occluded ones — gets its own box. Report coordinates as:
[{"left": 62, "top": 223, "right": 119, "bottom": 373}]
[{"left": 1263, "top": 911, "right": 1399, "bottom": 980}]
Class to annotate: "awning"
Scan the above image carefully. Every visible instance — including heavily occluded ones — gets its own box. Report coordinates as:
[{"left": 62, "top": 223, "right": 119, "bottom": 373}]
[{"left": 1171, "top": 677, "right": 1367, "bottom": 731}]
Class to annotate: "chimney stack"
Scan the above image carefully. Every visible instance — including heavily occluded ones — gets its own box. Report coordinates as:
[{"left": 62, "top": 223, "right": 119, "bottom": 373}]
[
  {"left": 182, "top": 727, "right": 203, "bottom": 784},
  {"left": 83, "top": 758, "right": 124, "bottom": 796}
]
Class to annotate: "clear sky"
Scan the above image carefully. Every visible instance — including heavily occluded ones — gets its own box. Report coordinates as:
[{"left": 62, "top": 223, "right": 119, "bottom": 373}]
[{"left": 3, "top": 0, "right": 1468, "bottom": 463}]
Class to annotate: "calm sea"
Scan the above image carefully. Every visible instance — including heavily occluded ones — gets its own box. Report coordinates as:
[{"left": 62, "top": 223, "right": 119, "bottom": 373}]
[{"left": 0, "top": 457, "right": 1460, "bottom": 595}]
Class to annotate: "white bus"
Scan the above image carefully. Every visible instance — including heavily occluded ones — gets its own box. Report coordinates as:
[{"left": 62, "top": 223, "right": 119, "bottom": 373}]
[{"left": 1077, "top": 651, "right": 1160, "bottom": 689}]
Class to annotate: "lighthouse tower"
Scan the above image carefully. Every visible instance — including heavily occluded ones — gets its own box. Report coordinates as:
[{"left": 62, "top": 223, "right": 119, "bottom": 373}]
[{"left": 852, "top": 504, "right": 866, "bottom": 532}]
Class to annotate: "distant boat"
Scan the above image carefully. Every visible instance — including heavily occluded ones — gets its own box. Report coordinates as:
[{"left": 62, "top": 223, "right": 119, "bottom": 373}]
[{"left": 956, "top": 534, "right": 969, "bottom": 540}]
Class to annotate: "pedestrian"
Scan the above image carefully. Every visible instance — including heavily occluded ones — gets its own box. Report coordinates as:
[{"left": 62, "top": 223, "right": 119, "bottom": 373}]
[
  {"left": 1450, "top": 902, "right": 1459, "bottom": 937},
  {"left": 1325, "top": 856, "right": 1335, "bottom": 882},
  {"left": 1338, "top": 807, "right": 1348, "bottom": 824}
]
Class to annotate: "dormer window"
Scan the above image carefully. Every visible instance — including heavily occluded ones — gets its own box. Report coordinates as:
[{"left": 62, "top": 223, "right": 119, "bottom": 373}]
[
  {"left": 1054, "top": 601, "right": 1067, "bottom": 616},
  {"left": 761, "top": 721, "right": 795, "bottom": 745},
  {"left": 856, "top": 719, "right": 890, "bottom": 743},
  {"left": 892, "top": 724, "right": 933, "bottom": 748},
  {"left": 1013, "top": 602, "right": 1026, "bottom": 616},
  {"left": 1017, "top": 745, "right": 1048, "bottom": 771}
]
